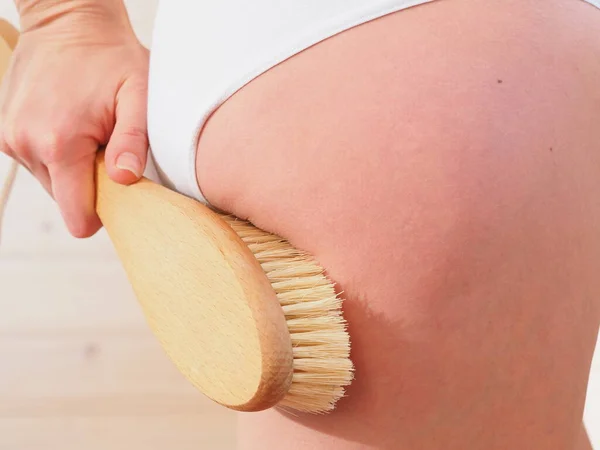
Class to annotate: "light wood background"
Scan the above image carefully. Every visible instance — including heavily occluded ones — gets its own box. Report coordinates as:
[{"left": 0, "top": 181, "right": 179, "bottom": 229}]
[{"left": 0, "top": 1, "right": 598, "bottom": 449}]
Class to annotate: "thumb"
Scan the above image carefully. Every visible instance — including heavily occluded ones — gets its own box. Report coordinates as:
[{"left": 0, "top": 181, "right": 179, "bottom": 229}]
[{"left": 104, "top": 78, "right": 149, "bottom": 185}]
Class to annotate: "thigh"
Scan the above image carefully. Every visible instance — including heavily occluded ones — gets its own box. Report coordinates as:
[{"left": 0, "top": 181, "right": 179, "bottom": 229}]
[{"left": 197, "top": 0, "right": 600, "bottom": 448}]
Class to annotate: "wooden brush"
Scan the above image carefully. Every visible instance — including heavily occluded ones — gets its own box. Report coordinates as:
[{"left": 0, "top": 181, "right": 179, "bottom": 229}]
[
  {"left": 0, "top": 22, "right": 353, "bottom": 414},
  {"left": 95, "top": 154, "right": 353, "bottom": 413}
]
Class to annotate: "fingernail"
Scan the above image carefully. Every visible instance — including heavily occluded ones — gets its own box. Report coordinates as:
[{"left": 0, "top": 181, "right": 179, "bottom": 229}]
[{"left": 116, "top": 152, "right": 142, "bottom": 178}]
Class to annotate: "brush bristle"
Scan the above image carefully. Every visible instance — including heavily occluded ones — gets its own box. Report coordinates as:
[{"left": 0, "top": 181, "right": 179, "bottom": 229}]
[{"left": 223, "top": 216, "right": 354, "bottom": 414}]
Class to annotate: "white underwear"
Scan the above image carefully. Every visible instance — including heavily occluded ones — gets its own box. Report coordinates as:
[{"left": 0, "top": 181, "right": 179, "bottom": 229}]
[{"left": 147, "top": 0, "right": 600, "bottom": 203}]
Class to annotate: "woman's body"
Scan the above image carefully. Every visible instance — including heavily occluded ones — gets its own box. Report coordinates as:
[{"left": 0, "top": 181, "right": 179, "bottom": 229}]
[
  {"left": 189, "top": 0, "right": 600, "bottom": 447},
  {"left": 2, "top": 0, "right": 600, "bottom": 448}
]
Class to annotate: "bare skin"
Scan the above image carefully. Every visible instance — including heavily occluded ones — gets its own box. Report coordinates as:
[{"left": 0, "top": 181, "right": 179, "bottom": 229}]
[{"left": 197, "top": 0, "right": 600, "bottom": 448}]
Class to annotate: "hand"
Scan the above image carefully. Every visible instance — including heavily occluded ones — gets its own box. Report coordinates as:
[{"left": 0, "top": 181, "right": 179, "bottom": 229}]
[{"left": 0, "top": 5, "right": 149, "bottom": 237}]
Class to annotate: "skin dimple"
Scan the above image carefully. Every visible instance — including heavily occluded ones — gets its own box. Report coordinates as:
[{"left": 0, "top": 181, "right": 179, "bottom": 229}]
[{"left": 197, "top": 0, "right": 600, "bottom": 448}]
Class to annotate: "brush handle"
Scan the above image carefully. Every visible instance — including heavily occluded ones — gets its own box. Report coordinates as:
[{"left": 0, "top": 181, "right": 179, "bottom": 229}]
[{"left": 94, "top": 152, "right": 294, "bottom": 411}]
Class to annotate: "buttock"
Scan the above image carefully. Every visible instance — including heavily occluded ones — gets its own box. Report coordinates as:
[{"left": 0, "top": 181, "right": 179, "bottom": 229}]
[
  {"left": 147, "top": 0, "right": 439, "bottom": 199},
  {"left": 187, "top": 0, "right": 600, "bottom": 448},
  {"left": 194, "top": 0, "right": 600, "bottom": 223},
  {"left": 147, "top": 0, "right": 600, "bottom": 204}
]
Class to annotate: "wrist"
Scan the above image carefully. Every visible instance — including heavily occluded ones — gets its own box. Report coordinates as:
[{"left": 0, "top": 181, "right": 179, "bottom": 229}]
[{"left": 17, "top": 0, "right": 132, "bottom": 37}]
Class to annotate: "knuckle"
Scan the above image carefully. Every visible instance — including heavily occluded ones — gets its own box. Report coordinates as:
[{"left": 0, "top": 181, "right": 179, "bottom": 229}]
[
  {"left": 2, "top": 124, "right": 31, "bottom": 160},
  {"left": 113, "top": 124, "right": 148, "bottom": 153},
  {"left": 37, "top": 128, "right": 70, "bottom": 164},
  {"left": 121, "top": 125, "right": 147, "bottom": 141},
  {"left": 4, "top": 123, "right": 27, "bottom": 151},
  {"left": 1, "top": 119, "right": 70, "bottom": 164}
]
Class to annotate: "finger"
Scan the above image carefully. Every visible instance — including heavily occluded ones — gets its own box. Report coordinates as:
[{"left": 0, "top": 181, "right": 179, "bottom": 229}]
[
  {"left": 31, "top": 163, "right": 52, "bottom": 197},
  {"left": 0, "top": 137, "right": 17, "bottom": 160},
  {"left": 19, "top": 158, "right": 52, "bottom": 197},
  {"left": 0, "top": 120, "right": 31, "bottom": 165},
  {"left": 104, "top": 77, "right": 148, "bottom": 185},
  {"left": 47, "top": 144, "right": 101, "bottom": 238}
]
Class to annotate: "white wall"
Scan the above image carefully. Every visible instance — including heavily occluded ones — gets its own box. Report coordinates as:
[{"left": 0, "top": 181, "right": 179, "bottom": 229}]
[{"left": 0, "top": 0, "right": 598, "bottom": 448}]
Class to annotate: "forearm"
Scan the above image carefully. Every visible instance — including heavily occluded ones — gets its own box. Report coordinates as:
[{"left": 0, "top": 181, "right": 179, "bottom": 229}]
[{"left": 15, "top": 0, "right": 131, "bottom": 35}]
